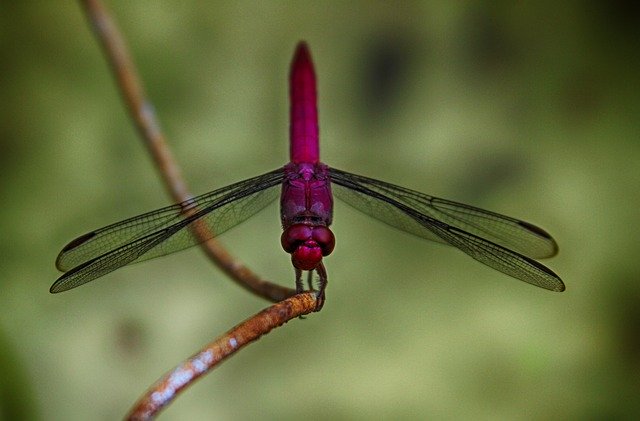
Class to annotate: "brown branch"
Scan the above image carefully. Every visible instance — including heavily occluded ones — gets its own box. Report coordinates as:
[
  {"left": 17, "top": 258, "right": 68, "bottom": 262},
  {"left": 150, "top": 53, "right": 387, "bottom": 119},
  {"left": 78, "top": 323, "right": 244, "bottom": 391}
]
[
  {"left": 80, "top": 0, "right": 293, "bottom": 302},
  {"left": 125, "top": 292, "right": 317, "bottom": 420},
  {"left": 77, "top": 3, "right": 313, "bottom": 417}
]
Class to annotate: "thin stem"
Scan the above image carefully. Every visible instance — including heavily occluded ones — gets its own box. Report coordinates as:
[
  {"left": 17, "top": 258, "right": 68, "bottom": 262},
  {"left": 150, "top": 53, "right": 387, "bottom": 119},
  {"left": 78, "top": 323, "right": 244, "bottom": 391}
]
[
  {"left": 80, "top": 0, "right": 293, "bottom": 302},
  {"left": 77, "top": 3, "right": 314, "bottom": 417},
  {"left": 125, "top": 293, "right": 317, "bottom": 420}
]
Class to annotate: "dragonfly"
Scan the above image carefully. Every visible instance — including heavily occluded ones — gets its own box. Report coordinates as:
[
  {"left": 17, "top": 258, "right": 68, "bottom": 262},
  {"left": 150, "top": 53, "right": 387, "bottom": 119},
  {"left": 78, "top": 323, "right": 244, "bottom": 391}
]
[{"left": 52, "top": 42, "right": 564, "bottom": 310}]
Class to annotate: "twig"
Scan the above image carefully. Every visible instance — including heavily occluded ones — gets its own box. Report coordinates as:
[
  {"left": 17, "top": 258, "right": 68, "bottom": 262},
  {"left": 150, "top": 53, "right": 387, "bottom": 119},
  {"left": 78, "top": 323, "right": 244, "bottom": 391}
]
[
  {"left": 77, "top": 1, "right": 311, "bottom": 417},
  {"left": 125, "top": 293, "right": 317, "bottom": 420},
  {"left": 80, "top": 0, "right": 293, "bottom": 302}
]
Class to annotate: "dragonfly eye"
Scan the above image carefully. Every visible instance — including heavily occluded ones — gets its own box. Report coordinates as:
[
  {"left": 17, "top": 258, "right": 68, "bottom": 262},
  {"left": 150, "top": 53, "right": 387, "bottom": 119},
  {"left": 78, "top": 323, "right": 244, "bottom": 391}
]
[
  {"left": 312, "top": 226, "right": 335, "bottom": 256},
  {"left": 281, "top": 224, "right": 313, "bottom": 253},
  {"left": 281, "top": 224, "right": 334, "bottom": 270},
  {"left": 281, "top": 224, "right": 335, "bottom": 256}
]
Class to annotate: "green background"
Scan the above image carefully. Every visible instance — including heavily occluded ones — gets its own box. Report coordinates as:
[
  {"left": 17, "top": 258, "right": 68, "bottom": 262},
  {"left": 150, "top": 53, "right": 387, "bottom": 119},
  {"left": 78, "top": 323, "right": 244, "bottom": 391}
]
[{"left": 2, "top": 1, "right": 639, "bottom": 419}]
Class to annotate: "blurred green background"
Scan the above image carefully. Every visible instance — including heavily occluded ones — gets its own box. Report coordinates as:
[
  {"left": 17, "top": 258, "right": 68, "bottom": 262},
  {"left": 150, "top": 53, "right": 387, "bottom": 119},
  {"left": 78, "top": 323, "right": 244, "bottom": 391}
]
[{"left": 2, "top": 1, "right": 640, "bottom": 419}]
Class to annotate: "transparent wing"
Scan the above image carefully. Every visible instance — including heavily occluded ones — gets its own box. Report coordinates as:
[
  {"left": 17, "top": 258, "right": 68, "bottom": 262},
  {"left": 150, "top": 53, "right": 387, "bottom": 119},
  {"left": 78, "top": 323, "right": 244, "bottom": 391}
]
[
  {"left": 329, "top": 167, "right": 564, "bottom": 292},
  {"left": 51, "top": 169, "right": 283, "bottom": 293}
]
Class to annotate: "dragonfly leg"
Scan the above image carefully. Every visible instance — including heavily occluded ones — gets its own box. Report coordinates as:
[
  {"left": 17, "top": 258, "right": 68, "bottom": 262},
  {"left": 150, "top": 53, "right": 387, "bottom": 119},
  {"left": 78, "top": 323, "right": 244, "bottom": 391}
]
[
  {"left": 306, "top": 270, "right": 314, "bottom": 291},
  {"left": 314, "top": 262, "right": 328, "bottom": 311},
  {"left": 295, "top": 267, "right": 304, "bottom": 294}
]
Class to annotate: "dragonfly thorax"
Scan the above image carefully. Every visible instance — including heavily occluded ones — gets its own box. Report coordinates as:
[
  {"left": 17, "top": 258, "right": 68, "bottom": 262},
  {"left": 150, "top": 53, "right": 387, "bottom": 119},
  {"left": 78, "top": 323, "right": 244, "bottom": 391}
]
[{"left": 281, "top": 224, "right": 335, "bottom": 270}]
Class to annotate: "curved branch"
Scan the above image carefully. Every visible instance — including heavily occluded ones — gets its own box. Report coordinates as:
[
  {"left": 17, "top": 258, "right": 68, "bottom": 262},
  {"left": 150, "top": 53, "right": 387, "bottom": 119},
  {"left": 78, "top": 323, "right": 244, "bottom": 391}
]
[
  {"left": 80, "top": 0, "right": 293, "bottom": 302},
  {"left": 125, "top": 293, "right": 317, "bottom": 420}
]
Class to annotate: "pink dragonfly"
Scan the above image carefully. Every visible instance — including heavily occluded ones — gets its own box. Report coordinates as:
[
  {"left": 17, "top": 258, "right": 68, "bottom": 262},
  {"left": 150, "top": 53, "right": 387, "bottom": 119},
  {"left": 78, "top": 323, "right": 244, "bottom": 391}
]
[{"left": 52, "top": 42, "right": 564, "bottom": 310}]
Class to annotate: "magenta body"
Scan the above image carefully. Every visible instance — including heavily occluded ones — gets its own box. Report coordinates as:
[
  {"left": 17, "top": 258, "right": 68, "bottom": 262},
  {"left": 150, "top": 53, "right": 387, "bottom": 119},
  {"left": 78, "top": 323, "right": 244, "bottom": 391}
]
[
  {"left": 289, "top": 43, "right": 320, "bottom": 164},
  {"left": 280, "top": 43, "right": 335, "bottom": 274},
  {"left": 280, "top": 162, "right": 333, "bottom": 227}
]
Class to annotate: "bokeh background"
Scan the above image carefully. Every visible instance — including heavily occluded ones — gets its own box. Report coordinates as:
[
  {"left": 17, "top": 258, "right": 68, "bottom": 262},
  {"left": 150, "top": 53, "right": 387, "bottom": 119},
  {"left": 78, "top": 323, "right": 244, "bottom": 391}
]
[{"left": 2, "top": 1, "right": 639, "bottom": 419}]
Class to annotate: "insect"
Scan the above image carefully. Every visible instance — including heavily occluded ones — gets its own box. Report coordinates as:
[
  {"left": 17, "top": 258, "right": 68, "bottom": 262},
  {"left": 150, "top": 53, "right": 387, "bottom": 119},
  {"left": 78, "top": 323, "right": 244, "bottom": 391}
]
[{"left": 52, "top": 42, "right": 564, "bottom": 309}]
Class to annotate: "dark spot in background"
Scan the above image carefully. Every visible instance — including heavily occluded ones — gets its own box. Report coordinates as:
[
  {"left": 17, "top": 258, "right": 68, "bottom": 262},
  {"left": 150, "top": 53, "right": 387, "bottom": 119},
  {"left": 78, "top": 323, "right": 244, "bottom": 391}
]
[
  {"left": 459, "top": 8, "right": 519, "bottom": 77},
  {"left": 113, "top": 317, "right": 146, "bottom": 357},
  {"left": 0, "top": 119, "right": 19, "bottom": 171},
  {"left": 610, "top": 278, "right": 640, "bottom": 369},
  {"left": 358, "top": 33, "right": 417, "bottom": 126},
  {"left": 0, "top": 328, "right": 37, "bottom": 420},
  {"left": 596, "top": 0, "right": 640, "bottom": 44}
]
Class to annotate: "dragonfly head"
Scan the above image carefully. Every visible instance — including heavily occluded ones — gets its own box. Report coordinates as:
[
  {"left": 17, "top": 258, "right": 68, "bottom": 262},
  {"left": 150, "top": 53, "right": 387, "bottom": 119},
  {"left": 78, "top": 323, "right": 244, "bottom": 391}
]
[{"left": 281, "top": 224, "right": 335, "bottom": 270}]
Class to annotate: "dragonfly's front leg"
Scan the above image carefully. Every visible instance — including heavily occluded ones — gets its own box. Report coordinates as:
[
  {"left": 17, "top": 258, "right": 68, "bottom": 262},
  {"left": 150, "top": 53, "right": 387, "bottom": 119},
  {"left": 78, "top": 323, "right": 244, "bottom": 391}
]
[
  {"left": 314, "top": 262, "right": 328, "bottom": 311},
  {"left": 306, "top": 270, "right": 314, "bottom": 291},
  {"left": 295, "top": 267, "right": 304, "bottom": 294},
  {"left": 293, "top": 263, "right": 327, "bottom": 311}
]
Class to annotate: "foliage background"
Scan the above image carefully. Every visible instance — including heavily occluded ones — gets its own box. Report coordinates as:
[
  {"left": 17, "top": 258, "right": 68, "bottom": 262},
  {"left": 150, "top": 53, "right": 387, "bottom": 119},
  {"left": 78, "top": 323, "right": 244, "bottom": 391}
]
[{"left": 1, "top": 1, "right": 639, "bottom": 419}]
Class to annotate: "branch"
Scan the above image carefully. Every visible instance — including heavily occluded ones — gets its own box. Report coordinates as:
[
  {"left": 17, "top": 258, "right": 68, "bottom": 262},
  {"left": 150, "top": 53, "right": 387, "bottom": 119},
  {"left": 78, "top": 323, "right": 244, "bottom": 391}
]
[
  {"left": 76, "top": 3, "right": 314, "bottom": 418},
  {"left": 80, "top": 0, "right": 294, "bottom": 302},
  {"left": 125, "top": 293, "right": 317, "bottom": 420}
]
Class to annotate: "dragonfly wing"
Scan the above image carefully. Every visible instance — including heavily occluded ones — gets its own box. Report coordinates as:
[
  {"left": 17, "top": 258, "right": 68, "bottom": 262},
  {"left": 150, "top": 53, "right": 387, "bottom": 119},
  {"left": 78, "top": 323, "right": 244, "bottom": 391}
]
[
  {"left": 52, "top": 169, "right": 283, "bottom": 292},
  {"left": 329, "top": 168, "right": 564, "bottom": 292},
  {"left": 417, "top": 221, "right": 563, "bottom": 291},
  {"left": 329, "top": 168, "right": 557, "bottom": 258}
]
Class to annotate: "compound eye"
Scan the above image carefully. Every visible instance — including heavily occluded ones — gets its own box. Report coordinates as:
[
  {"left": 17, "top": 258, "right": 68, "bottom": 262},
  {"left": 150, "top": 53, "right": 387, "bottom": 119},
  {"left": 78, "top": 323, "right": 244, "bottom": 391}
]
[
  {"left": 312, "top": 226, "right": 335, "bottom": 256},
  {"left": 281, "top": 224, "right": 313, "bottom": 253}
]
